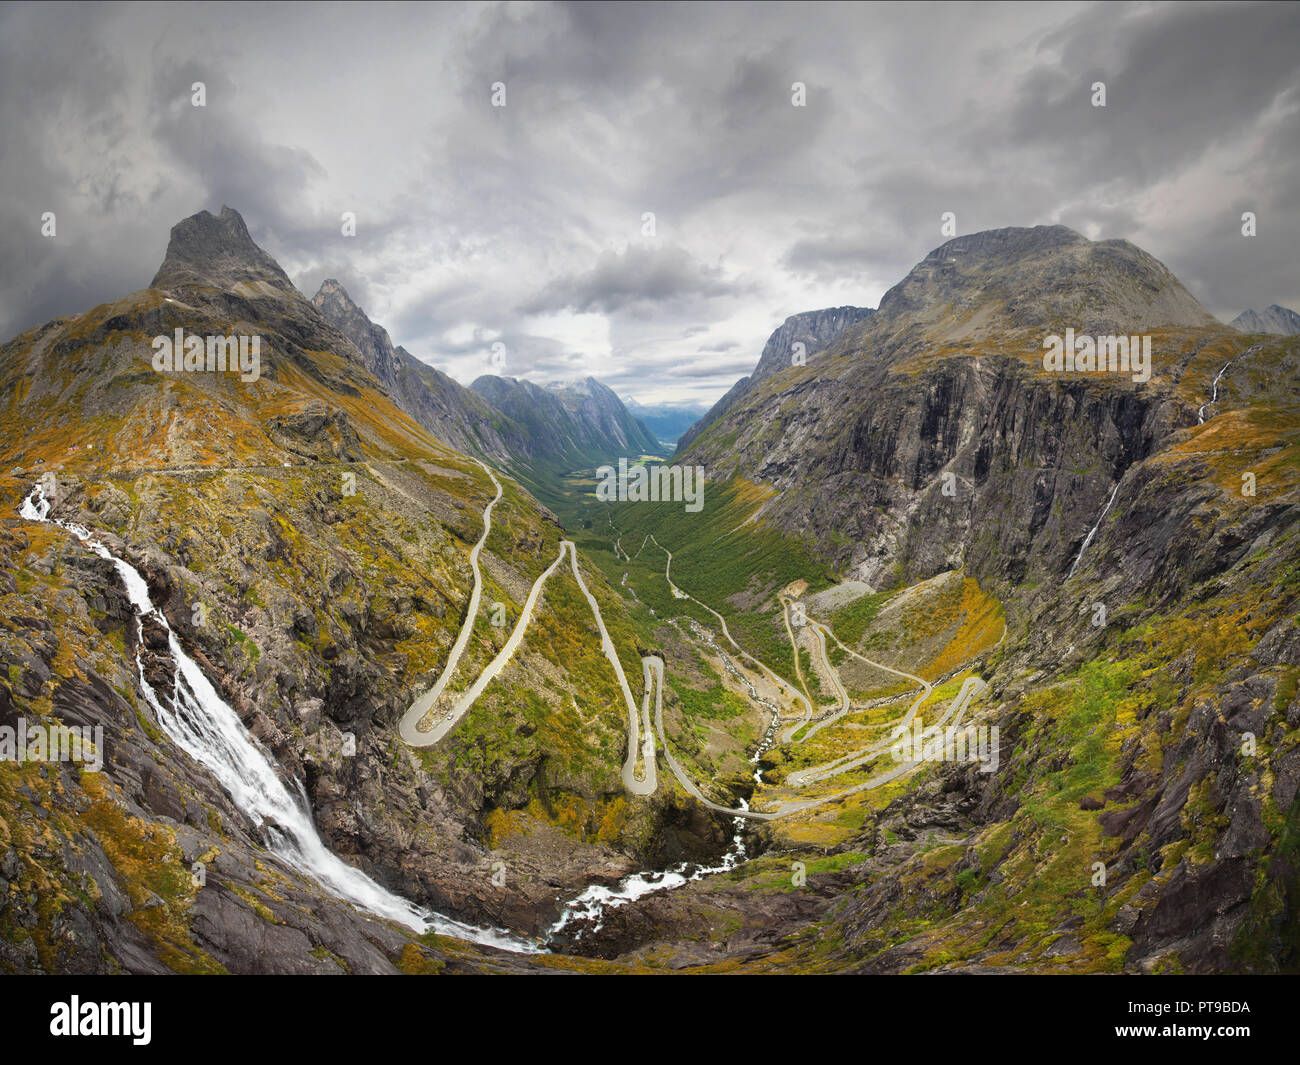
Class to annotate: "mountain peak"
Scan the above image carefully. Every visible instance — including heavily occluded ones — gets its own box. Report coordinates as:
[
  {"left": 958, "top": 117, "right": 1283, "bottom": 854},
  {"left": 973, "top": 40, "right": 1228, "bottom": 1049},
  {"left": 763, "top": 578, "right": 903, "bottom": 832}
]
[
  {"left": 676, "top": 304, "right": 874, "bottom": 453},
  {"left": 312, "top": 278, "right": 369, "bottom": 322},
  {"left": 873, "top": 224, "right": 1216, "bottom": 337},
  {"left": 150, "top": 205, "right": 297, "bottom": 296},
  {"left": 1230, "top": 304, "right": 1300, "bottom": 336},
  {"left": 314, "top": 277, "right": 351, "bottom": 302},
  {"left": 926, "top": 224, "right": 1086, "bottom": 263},
  {"left": 472, "top": 373, "right": 660, "bottom": 459},
  {"left": 547, "top": 376, "right": 607, "bottom": 397},
  {"left": 750, "top": 306, "right": 875, "bottom": 385}
]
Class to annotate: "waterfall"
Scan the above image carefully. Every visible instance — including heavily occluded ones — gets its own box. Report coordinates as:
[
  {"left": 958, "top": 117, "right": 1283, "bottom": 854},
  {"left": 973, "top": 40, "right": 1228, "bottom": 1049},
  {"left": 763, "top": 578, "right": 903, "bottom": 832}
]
[
  {"left": 1066, "top": 482, "right": 1120, "bottom": 579},
  {"left": 1197, "top": 361, "right": 1232, "bottom": 424},
  {"left": 19, "top": 485, "right": 538, "bottom": 954}
]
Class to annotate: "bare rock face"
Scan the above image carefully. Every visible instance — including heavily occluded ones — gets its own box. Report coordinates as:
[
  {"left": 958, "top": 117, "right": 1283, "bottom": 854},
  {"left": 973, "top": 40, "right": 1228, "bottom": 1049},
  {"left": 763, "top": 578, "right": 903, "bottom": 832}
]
[
  {"left": 151, "top": 206, "right": 298, "bottom": 298},
  {"left": 749, "top": 307, "right": 877, "bottom": 387},
  {"left": 678, "top": 305, "right": 873, "bottom": 452}
]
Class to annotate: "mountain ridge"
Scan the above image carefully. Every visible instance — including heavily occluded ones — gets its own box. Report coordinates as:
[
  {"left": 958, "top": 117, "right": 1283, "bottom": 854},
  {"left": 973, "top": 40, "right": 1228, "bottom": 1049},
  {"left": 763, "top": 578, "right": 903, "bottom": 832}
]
[
  {"left": 310, "top": 277, "right": 515, "bottom": 462},
  {"left": 678, "top": 305, "right": 875, "bottom": 452},
  {"left": 1231, "top": 304, "right": 1300, "bottom": 336}
]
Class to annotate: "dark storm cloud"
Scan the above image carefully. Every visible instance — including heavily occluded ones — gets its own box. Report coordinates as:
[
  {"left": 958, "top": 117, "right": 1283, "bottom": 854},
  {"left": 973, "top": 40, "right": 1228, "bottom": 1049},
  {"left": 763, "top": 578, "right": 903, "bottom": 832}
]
[
  {"left": 521, "top": 244, "right": 740, "bottom": 316},
  {"left": 1, "top": 1, "right": 1297, "bottom": 406}
]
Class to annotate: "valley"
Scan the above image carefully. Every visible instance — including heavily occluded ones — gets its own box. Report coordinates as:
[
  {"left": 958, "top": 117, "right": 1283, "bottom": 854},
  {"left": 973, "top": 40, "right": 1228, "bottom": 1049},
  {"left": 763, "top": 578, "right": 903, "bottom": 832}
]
[{"left": 1, "top": 207, "right": 1298, "bottom": 978}]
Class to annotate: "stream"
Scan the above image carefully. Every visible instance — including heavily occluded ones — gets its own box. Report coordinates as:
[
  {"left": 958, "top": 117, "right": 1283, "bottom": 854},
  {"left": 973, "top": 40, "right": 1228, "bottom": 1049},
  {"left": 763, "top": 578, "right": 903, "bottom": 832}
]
[{"left": 543, "top": 615, "right": 781, "bottom": 944}]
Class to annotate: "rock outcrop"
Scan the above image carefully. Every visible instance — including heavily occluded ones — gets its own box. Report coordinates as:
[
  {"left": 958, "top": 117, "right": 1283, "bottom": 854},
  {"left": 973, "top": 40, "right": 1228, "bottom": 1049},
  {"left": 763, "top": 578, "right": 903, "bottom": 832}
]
[{"left": 678, "top": 305, "right": 873, "bottom": 452}]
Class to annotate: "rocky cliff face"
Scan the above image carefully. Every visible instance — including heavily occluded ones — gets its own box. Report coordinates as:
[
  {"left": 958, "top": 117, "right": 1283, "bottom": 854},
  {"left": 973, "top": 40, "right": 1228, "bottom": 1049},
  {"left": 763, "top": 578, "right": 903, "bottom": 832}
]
[
  {"left": 1231, "top": 304, "right": 1300, "bottom": 336},
  {"left": 680, "top": 227, "right": 1263, "bottom": 593},
  {"left": 749, "top": 307, "right": 877, "bottom": 385},
  {"left": 678, "top": 306, "right": 873, "bottom": 453}
]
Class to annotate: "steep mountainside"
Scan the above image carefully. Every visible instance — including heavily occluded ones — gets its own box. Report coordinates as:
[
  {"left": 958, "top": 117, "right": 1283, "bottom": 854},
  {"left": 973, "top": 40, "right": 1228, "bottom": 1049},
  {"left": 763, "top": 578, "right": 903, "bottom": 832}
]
[
  {"left": 588, "top": 224, "right": 1300, "bottom": 972},
  {"left": 678, "top": 306, "right": 873, "bottom": 452},
  {"left": 471, "top": 374, "right": 660, "bottom": 467},
  {"left": 681, "top": 226, "right": 1252, "bottom": 590},
  {"left": 1231, "top": 304, "right": 1300, "bottom": 336},
  {"left": 0, "top": 207, "right": 728, "bottom": 974},
  {"left": 311, "top": 280, "right": 514, "bottom": 462}
]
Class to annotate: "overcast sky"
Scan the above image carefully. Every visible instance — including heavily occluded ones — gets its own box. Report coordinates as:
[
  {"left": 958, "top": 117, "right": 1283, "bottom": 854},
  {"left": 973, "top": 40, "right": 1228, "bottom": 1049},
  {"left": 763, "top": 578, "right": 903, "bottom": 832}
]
[{"left": 2, "top": 1, "right": 1297, "bottom": 405}]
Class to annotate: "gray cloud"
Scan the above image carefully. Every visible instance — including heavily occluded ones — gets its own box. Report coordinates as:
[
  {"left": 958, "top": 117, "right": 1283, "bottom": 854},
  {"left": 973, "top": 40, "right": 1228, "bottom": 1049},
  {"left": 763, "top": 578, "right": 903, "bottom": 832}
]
[
  {"left": 521, "top": 244, "right": 740, "bottom": 316},
  {"left": 1, "top": 1, "right": 1297, "bottom": 406}
]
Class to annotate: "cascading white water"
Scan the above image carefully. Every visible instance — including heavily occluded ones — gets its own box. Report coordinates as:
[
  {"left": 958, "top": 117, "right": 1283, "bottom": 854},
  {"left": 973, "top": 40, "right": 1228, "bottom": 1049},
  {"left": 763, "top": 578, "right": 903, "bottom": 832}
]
[
  {"left": 19, "top": 485, "right": 538, "bottom": 954},
  {"left": 546, "top": 806, "right": 752, "bottom": 942},
  {"left": 546, "top": 619, "right": 780, "bottom": 943},
  {"left": 1066, "top": 481, "right": 1120, "bottom": 579},
  {"left": 1197, "top": 361, "right": 1232, "bottom": 424}
]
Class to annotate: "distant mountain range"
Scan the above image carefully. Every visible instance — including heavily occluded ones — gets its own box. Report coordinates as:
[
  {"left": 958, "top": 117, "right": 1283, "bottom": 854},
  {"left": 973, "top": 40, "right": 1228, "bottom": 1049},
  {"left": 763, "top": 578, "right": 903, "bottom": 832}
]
[
  {"left": 469, "top": 373, "right": 660, "bottom": 466},
  {"left": 310, "top": 274, "right": 659, "bottom": 472},
  {"left": 1231, "top": 304, "right": 1300, "bottom": 335}
]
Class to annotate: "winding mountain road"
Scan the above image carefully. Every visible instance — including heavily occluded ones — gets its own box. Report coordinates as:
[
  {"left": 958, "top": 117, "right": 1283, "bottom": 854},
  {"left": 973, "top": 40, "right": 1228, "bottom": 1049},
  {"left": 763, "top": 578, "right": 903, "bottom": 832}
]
[
  {"left": 643, "top": 655, "right": 772, "bottom": 820},
  {"left": 784, "top": 620, "right": 934, "bottom": 785},
  {"left": 651, "top": 536, "right": 811, "bottom": 721},
  {"left": 643, "top": 537, "right": 989, "bottom": 813},
  {"left": 568, "top": 540, "right": 655, "bottom": 795},
  {"left": 395, "top": 470, "right": 988, "bottom": 822},
  {"left": 397, "top": 459, "right": 502, "bottom": 743},
  {"left": 397, "top": 462, "right": 654, "bottom": 792}
]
